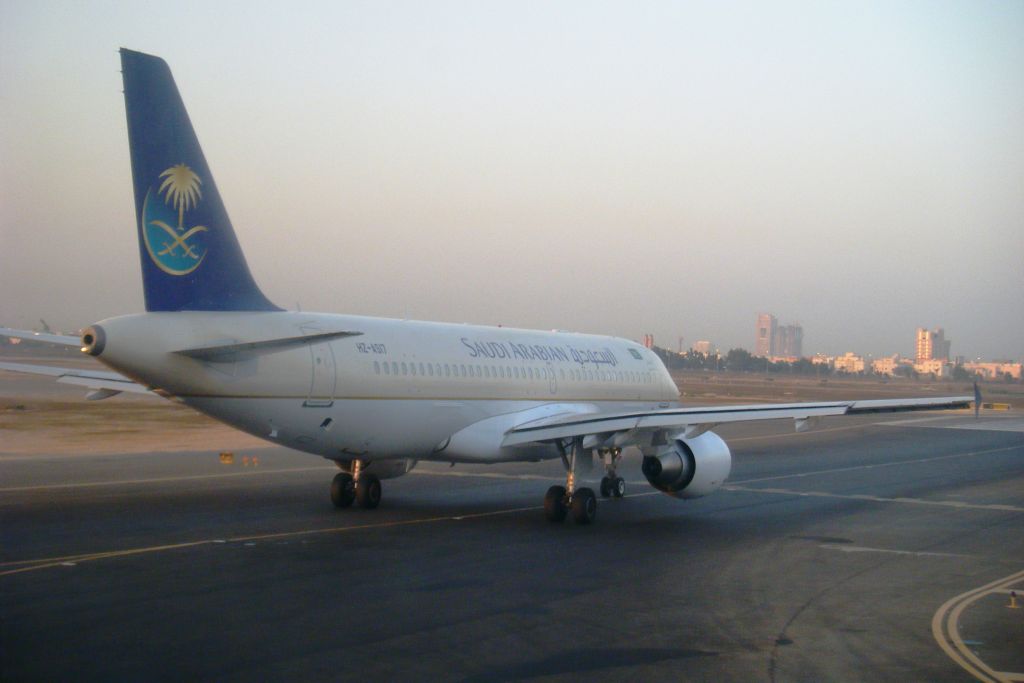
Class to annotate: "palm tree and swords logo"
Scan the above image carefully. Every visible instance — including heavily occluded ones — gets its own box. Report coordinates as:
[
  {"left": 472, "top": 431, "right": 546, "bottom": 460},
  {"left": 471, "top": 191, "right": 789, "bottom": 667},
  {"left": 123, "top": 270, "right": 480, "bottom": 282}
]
[{"left": 141, "top": 163, "right": 209, "bottom": 275}]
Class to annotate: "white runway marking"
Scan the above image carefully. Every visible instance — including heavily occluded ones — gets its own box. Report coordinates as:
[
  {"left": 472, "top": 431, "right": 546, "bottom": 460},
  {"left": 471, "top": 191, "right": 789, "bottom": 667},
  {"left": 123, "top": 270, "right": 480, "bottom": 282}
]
[
  {"left": 818, "top": 544, "right": 969, "bottom": 558},
  {"left": 724, "top": 485, "right": 1024, "bottom": 513},
  {"left": 0, "top": 466, "right": 335, "bottom": 493},
  {"left": 729, "top": 443, "right": 1023, "bottom": 485},
  {"left": 881, "top": 415, "right": 1024, "bottom": 433}
]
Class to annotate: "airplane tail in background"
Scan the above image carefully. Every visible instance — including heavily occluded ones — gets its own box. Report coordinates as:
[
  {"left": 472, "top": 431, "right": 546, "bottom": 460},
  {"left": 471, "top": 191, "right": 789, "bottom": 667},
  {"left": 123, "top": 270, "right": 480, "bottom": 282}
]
[{"left": 120, "top": 48, "right": 279, "bottom": 312}]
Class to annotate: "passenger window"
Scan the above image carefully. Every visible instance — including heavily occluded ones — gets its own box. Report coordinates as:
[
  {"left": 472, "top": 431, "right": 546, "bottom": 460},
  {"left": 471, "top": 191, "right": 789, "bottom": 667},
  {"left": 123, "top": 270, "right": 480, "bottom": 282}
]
[
  {"left": 460, "top": 364, "right": 467, "bottom": 377},
  {"left": 374, "top": 361, "right": 380, "bottom": 374},
  {"left": 410, "top": 363, "right": 416, "bottom": 376},
  {"left": 383, "top": 362, "right": 390, "bottom": 376},
  {"left": 419, "top": 362, "right": 425, "bottom": 375},
  {"left": 401, "top": 362, "right": 408, "bottom": 375},
  {"left": 428, "top": 364, "right": 434, "bottom": 377},
  {"left": 445, "top": 364, "right": 451, "bottom": 377},
  {"left": 392, "top": 362, "right": 399, "bottom": 375}
]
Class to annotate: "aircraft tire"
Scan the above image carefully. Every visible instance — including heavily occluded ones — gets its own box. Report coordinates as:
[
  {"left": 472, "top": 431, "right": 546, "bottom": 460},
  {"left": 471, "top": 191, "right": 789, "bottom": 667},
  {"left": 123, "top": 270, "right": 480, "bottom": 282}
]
[
  {"left": 356, "top": 474, "right": 382, "bottom": 509},
  {"left": 331, "top": 472, "right": 355, "bottom": 508},
  {"left": 570, "top": 487, "right": 597, "bottom": 525},
  {"left": 544, "top": 485, "right": 568, "bottom": 522},
  {"left": 613, "top": 477, "right": 626, "bottom": 498},
  {"left": 599, "top": 476, "right": 611, "bottom": 498}
]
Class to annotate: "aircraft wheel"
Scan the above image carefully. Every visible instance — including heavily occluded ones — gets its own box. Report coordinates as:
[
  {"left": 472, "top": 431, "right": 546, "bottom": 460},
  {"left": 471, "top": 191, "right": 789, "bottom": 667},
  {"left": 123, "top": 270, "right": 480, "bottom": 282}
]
[
  {"left": 612, "top": 477, "right": 626, "bottom": 498},
  {"left": 356, "top": 474, "right": 382, "bottom": 509},
  {"left": 544, "top": 485, "right": 568, "bottom": 522},
  {"left": 571, "top": 487, "right": 597, "bottom": 525},
  {"left": 330, "top": 472, "right": 355, "bottom": 508},
  {"left": 599, "top": 476, "right": 612, "bottom": 498}
]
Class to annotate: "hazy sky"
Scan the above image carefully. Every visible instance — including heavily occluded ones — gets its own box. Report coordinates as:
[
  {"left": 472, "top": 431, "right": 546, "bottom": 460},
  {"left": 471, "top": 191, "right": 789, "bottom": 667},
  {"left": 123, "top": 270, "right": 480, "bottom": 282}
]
[{"left": 1, "top": 1, "right": 1021, "bottom": 360}]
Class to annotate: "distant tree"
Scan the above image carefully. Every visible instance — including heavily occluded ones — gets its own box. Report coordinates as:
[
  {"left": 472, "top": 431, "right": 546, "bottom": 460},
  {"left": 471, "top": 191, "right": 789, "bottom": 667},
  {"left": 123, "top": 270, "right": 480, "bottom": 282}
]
[
  {"left": 724, "top": 348, "right": 760, "bottom": 372},
  {"left": 951, "top": 364, "right": 971, "bottom": 381}
]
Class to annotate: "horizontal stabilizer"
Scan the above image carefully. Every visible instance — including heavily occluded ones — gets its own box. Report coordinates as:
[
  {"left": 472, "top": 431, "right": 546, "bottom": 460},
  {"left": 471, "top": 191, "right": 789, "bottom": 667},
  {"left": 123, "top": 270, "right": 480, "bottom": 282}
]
[
  {"left": 0, "top": 327, "right": 80, "bottom": 347},
  {"left": 173, "top": 330, "right": 362, "bottom": 361},
  {"left": 0, "top": 361, "right": 150, "bottom": 397}
]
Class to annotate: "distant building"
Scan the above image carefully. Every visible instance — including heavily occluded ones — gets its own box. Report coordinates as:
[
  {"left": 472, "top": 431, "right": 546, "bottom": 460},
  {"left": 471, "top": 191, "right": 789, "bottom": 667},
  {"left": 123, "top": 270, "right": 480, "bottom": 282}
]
[
  {"left": 776, "top": 324, "right": 803, "bottom": 359},
  {"left": 756, "top": 314, "right": 777, "bottom": 357},
  {"left": 914, "top": 359, "right": 951, "bottom": 378},
  {"left": 642, "top": 334, "right": 654, "bottom": 349},
  {"left": 692, "top": 340, "right": 713, "bottom": 355},
  {"left": 916, "top": 327, "right": 951, "bottom": 362},
  {"left": 871, "top": 355, "right": 902, "bottom": 376},
  {"left": 834, "top": 352, "right": 867, "bottom": 374},
  {"left": 963, "top": 362, "right": 1022, "bottom": 381},
  {"left": 811, "top": 354, "right": 834, "bottom": 368},
  {"left": 756, "top": 313, "right": 802, "bottom": 358}
]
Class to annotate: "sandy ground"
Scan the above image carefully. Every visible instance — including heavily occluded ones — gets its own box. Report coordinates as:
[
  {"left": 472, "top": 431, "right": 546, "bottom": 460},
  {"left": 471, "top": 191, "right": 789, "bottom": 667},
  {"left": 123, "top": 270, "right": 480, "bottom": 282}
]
[
  {"left": 0, "top": 361, "right": 269, "bottom": 457},
  {"left": 2, "top": 351, "right": 1018, "bottom": 457}
]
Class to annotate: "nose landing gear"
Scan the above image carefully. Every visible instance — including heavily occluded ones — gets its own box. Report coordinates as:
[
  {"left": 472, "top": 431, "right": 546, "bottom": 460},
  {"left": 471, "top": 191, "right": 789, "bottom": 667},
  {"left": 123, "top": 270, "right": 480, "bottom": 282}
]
[{"left": 545, "top": 438, "right": 597, "bottom": 525}]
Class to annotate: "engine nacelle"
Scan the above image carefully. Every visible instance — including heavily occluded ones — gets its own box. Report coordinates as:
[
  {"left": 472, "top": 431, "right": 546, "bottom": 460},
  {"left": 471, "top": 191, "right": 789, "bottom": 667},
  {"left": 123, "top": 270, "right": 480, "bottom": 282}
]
[{"left": 641, "top": 431, "right": 732, "bottom": 499}]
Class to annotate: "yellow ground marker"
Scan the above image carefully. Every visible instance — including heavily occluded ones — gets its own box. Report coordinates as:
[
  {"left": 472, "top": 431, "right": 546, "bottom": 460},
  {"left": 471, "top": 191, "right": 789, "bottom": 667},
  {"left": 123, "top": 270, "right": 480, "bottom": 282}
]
[{"left": 1010, "top": 591, "right": 1020, "bottom": 609}]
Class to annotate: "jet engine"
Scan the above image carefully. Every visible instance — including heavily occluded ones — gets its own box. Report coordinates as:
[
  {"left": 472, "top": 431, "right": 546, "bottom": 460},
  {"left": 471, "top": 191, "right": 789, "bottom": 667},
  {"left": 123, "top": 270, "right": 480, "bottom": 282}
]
[{"left": 641, "top": 431, "right": 732, "bottom": 499}]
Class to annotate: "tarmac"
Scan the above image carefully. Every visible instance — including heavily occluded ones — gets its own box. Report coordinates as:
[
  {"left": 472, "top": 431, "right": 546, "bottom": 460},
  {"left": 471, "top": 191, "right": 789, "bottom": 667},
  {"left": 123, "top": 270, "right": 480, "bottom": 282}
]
[{"left": 2, "top": 409, "right": 1022, "bottom": 681}]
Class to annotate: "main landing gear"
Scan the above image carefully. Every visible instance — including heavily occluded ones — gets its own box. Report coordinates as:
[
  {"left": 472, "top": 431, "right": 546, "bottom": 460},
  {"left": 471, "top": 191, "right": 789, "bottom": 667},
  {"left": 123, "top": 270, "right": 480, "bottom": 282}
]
[
  {"left": 545, "top": 438, "right": 602, "bottom": 525},
  {"left": 330, "top": 460, "right": 381, "bottom": 509}
]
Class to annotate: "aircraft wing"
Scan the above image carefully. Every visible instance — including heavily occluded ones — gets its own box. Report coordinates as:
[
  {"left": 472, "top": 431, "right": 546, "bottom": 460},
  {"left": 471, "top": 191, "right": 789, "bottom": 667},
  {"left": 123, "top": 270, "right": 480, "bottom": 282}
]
[
  {"left": 0, "top": 327, "right": 80, "bottom": 347},
  {"left": 501, "top": 396, "right": 974, "bottom": 448},
  {"left": 0, "top": 361, "right": 151, "bottom": 399}
]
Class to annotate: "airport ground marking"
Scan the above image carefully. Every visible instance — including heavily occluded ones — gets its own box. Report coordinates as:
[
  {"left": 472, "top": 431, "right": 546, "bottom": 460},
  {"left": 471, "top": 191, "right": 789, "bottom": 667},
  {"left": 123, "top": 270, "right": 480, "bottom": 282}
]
[
  {"left": 818, "top": 544, "right": 971, "bottom": 558},
  {"left": 0, "top": 487, "right": 666, "bottom": 577},
  {"left": 932, "top": 568, "right": 1024, "bottom": 683},
  {"left": 0, "top": 465, "right": 336, "bottom": 493},
  {"left": 0, "top": 502, "right": 567, "bottom": 577},
  {"left": 723, "top": 484, "right": 1024, "bottom": 514},
  {"left": 729, "top": 443, "right": 1023, "bottom": 486},
  {"left": 7, "top": 439, "right": 1015, "bottom": 494}
]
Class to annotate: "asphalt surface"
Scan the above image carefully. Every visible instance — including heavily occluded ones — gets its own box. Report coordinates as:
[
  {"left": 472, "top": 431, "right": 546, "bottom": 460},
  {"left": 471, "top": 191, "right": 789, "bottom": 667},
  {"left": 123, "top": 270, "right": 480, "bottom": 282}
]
[{"left": 2, "top": 412, "right": 1022, "bottom": 682}]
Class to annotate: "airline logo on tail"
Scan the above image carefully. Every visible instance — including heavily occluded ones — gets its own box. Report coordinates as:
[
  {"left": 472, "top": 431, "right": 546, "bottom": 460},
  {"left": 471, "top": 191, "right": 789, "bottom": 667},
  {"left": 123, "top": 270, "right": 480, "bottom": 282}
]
[{"left": 141, "top": 163, "right": 209, "bottom": 275}]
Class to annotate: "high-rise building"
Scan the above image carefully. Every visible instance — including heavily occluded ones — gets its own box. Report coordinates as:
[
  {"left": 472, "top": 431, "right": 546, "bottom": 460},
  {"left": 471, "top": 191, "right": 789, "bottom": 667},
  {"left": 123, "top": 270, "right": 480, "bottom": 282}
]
[
  {"left": 642, "top": 334, "right": 654, "bottom": 349},
  {"left": 776, "top": 324, "right": 803, "bottom": 359},
  {"left": 756, "top": 314, "right": 802, "bottom": 358},
  {"left": 756, "top": 313, "right": 777, "bottom": 357},
  {"left": 916, "top": 327, "right": 950, "bottom": 362}
]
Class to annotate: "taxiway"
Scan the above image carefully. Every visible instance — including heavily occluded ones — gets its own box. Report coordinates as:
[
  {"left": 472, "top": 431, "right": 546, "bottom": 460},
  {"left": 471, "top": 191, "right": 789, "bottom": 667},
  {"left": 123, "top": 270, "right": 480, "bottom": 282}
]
[{"left": 2, "top": 412, "right": 1022, "bottom": 681}]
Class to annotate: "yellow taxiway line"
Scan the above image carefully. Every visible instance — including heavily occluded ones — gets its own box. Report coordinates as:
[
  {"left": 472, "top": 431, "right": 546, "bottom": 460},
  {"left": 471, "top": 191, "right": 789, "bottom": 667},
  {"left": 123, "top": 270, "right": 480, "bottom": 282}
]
[{"left": 932, "top": 568, "right": 1024, "bottom": 683}]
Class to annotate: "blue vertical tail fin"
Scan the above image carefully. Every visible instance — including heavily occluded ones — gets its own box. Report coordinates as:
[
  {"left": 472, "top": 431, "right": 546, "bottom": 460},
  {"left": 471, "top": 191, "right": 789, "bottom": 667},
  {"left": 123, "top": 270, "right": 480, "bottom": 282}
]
[{"left": 120, "top": 48, "right": 279, "bottom": 312}]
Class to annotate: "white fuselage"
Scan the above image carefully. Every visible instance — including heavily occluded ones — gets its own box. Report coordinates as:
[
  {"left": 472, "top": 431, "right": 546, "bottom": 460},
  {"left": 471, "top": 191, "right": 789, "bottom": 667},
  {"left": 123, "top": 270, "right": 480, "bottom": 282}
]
[{"left": 90, "top": 312, "right": 681, "bottom": 465}]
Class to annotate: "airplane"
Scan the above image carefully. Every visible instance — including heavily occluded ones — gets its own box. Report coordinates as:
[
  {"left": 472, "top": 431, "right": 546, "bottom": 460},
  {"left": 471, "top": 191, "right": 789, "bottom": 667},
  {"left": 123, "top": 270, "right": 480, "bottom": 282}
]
[{"left": 0, "top": 49, "right": 973, "bottom": 525}]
